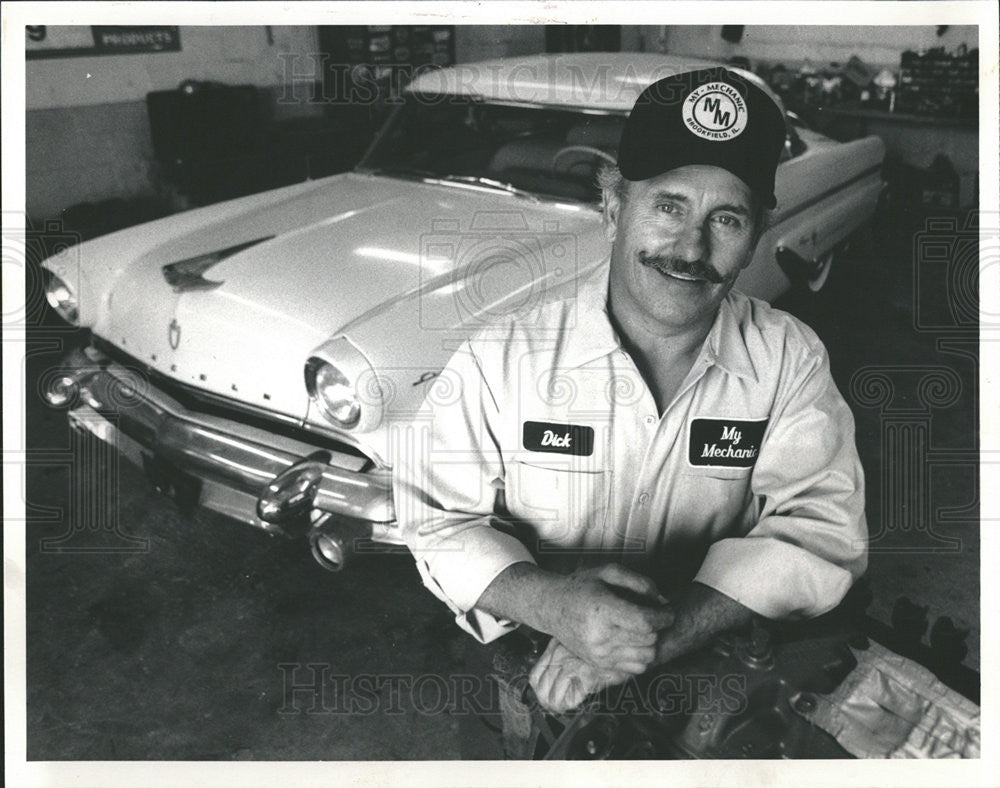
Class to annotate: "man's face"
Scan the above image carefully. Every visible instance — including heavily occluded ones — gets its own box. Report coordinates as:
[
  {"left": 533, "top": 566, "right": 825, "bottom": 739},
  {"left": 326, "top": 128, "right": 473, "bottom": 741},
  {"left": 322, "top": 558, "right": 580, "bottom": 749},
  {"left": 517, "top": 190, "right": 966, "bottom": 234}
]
[{"left": 604, "top": 165, "right": 760, "bottom": 333}]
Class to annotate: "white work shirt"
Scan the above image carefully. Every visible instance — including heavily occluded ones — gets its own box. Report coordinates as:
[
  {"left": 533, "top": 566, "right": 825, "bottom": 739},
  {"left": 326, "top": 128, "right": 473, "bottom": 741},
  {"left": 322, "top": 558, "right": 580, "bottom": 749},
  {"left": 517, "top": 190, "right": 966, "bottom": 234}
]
[{"left": 392, "top": 262, "right": 868, "bottom": 643}]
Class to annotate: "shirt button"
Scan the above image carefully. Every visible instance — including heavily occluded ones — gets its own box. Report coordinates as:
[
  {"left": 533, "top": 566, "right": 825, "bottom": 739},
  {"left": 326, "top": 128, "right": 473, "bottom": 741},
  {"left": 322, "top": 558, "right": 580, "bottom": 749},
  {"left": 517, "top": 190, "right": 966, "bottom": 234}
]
[
  {"left": 644, "top": 415, "right": 656, "bottom": 426},
  {"left": 638, "top": 492, "right": 650, "bottom": 505}
]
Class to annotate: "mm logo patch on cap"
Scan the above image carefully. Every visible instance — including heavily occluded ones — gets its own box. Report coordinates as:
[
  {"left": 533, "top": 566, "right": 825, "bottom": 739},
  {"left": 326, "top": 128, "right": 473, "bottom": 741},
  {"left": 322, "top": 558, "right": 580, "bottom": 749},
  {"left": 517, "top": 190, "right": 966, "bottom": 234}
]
[
  {"left": 523, "top": 421, "right": 594, "bottom": 456},
  {"left": 682, "top": 81, "right": 748, "bottom": 142},
  {"left": 688, "top": 417, "right": 768, "bottom": 468}
]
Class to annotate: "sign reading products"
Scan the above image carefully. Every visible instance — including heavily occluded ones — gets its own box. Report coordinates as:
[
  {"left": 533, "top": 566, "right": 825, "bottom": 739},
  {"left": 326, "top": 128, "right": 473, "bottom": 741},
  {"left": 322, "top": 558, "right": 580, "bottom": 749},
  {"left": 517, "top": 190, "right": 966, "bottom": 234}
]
[{"left": 26, "top": 26, "right": 181, "bottom": 59}]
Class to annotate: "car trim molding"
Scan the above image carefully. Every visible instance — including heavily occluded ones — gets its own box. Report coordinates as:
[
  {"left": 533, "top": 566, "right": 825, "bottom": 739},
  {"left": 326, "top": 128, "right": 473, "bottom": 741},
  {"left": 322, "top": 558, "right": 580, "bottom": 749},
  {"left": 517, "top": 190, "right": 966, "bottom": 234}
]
[{"left": 772, "top": 163, "right": 882, "bottom": 225}]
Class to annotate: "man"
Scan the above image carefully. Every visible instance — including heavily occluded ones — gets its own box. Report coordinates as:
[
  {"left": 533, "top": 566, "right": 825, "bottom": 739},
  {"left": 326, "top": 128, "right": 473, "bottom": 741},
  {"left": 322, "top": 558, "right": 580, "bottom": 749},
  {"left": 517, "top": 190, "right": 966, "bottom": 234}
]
[{"left": 393, "top": 67, "right": 868, "bottom": 720}]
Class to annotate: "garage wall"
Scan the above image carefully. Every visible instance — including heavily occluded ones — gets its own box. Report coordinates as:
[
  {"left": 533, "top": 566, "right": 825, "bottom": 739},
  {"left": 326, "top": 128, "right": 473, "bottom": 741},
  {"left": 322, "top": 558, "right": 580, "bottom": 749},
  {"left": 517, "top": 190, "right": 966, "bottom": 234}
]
[
  {"left": 646, "top": 25, "right": 980, "bottom": 187},
  {"left": 454, "top": 26, "right": 546, "bottom": 62},
  {"left": 26, "top": 26, "right": 321, "bottom": 220},
  {"left": 643, "top": 25, "right": 979, "bottom": 69},
  {"left": 26, "top": 25, "right": 551, "bottom": 222},
  {"left": 28, "top": 24, "right": 981, "bottom": 221}
]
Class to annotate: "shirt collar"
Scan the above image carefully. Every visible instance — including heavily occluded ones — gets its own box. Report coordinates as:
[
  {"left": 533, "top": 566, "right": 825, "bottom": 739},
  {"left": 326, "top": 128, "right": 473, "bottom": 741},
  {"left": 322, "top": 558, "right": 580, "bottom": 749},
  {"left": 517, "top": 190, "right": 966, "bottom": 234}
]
[
  {"left": 560, "top": 262, "right": 620, "bottom": 369},
  {"left": 704, "top": 292, "right": 759, "bottom": 382},
  {"left": 564, "top": 261, "right": 758, "bottom": 383}
]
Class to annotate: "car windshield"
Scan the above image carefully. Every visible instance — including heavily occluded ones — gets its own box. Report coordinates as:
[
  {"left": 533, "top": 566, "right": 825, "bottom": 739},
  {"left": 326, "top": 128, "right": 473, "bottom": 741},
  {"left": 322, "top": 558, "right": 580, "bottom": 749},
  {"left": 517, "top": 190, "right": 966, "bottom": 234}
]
[{"left": 357, "top": 96, "right": 626, "bottom": 204}]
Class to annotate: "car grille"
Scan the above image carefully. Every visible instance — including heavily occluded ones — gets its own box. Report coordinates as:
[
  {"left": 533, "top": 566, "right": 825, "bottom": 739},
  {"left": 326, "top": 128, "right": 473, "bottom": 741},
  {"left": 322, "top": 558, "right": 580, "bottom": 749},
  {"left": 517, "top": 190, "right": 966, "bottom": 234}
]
[{"left": 91, "top": 337, "right": 373, "bottom": 468}]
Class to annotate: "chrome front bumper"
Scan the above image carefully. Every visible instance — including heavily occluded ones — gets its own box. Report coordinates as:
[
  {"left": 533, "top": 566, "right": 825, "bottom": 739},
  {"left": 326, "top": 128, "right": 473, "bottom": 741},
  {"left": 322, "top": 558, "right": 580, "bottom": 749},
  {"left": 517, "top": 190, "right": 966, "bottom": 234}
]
[{"left": 46, "top": 345, "right": 396, "bottom": 553}]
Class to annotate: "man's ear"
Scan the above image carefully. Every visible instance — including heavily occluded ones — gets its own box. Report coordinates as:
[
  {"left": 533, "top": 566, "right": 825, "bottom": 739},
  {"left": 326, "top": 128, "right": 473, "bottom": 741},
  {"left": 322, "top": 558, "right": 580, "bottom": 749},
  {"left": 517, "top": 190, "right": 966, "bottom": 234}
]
[{"left": 601, "top": 186, "right": 621, "bottom": 244}]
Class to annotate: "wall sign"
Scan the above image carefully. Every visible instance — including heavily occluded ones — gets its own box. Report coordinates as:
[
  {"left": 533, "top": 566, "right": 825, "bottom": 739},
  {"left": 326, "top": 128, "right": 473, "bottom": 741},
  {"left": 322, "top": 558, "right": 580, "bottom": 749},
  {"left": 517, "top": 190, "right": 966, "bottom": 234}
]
[{"left": 26, "top": 26, "right": 181, "bottom": 59}]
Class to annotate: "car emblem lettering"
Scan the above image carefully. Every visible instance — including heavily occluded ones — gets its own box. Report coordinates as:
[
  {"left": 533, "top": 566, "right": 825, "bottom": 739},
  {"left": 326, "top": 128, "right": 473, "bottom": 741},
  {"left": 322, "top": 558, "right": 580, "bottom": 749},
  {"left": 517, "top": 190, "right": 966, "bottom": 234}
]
[
  {"left": 412, "top": 371, "right": 440, "bottom": 387},
  {"left": 168, "top": 318, "right": 181, "bottom": 350}
]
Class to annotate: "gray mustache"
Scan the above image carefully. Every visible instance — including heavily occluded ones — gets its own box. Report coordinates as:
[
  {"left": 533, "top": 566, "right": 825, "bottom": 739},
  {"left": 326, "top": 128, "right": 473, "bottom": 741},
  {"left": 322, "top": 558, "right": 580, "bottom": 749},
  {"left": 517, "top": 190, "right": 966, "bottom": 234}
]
[{"left": 638, "top": 251, "right": 724, "bottom": 284}]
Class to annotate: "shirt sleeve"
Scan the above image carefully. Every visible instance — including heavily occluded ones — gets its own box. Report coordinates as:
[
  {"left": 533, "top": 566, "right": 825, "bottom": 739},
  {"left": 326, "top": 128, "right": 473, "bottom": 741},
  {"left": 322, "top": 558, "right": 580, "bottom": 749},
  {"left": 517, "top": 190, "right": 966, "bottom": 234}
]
[
  {"left": 694, "top": 336, "right": 868, "bottom": 620},
  {"left": 391, "top": 338, "right": 535, "bottom": 643}
]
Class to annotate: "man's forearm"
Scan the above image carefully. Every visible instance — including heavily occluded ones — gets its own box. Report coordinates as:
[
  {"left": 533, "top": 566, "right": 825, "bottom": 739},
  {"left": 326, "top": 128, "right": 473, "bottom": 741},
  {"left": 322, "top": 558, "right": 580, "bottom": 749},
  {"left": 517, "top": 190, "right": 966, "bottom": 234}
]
[
  {"left": 654, "top": 582, "right": 755, "bottom": 665},
  {"left": 480, "top": 571, "right": 755, "bottom": 665},
  {"left": 475, "top": 561, "right": 561, "bottom": 634},
  {"left": 476, "top": 561, "right": 674, "bottom": 677}
]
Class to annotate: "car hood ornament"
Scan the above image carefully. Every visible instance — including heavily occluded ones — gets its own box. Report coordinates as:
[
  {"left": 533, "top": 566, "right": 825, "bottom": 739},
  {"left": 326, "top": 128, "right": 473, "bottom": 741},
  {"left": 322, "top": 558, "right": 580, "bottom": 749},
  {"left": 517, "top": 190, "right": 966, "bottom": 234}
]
[
  {"left": 168, "top": 318, "right": 181, "bottom": 349},
  {"left": 161, "top": 236, "right": 274, "bottom": 293}
]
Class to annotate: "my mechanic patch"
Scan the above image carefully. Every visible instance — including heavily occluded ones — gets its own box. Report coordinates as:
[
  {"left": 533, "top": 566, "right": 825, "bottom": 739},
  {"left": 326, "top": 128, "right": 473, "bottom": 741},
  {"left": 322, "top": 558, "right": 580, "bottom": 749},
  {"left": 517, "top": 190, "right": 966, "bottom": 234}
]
[
  {"left": 688, "top": 417, "right": 768, "bottom": 468},
  {"left": 523, "top": 421, "right": 594, "bottom": 456},
  {"left": 682, "top": 81, "right": 748, "bottom": 141}
]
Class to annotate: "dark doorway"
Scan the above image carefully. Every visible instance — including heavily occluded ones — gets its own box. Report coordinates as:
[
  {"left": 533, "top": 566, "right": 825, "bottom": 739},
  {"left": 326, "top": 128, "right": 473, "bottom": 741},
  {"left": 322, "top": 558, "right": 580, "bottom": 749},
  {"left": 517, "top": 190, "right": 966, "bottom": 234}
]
[{"left": 545, "top": 25, "right": 621, "bottom": 53}]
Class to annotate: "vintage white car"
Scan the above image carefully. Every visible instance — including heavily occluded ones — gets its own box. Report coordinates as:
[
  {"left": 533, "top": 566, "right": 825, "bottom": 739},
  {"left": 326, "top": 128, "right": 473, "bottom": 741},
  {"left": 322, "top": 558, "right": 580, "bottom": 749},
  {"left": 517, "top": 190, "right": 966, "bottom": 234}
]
[{"left": 41, "top": 53, "right": 885, "bottom": 570}]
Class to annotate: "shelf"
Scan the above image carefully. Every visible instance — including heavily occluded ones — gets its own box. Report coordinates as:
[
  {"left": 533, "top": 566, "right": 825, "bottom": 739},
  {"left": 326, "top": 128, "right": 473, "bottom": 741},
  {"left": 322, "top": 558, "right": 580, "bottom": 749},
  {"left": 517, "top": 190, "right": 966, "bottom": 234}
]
[{"left": 815, "top": 105, "right": 978, "bottom": 129}]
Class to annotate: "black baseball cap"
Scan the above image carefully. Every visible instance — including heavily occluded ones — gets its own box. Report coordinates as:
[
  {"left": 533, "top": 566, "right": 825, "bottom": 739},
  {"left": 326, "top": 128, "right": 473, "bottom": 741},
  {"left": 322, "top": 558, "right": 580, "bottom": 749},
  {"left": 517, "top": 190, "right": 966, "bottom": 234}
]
[{"left": 617, "top": 67, "right": 786, "bottom": 208}]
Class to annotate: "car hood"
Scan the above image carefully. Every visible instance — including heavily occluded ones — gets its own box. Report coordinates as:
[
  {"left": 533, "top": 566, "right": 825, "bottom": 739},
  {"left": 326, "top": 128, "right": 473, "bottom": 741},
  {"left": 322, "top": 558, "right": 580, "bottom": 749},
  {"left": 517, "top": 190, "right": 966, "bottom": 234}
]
[{"left": 95, "top": 173, "right": 603, "bottom": 421}]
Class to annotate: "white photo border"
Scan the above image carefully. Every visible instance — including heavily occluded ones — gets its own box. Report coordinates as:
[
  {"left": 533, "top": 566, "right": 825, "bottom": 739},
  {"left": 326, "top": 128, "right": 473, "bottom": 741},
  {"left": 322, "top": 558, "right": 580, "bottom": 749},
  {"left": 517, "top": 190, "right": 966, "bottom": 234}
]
[{"left": 3, "top": 2, "right": 998, "bottom": 786}]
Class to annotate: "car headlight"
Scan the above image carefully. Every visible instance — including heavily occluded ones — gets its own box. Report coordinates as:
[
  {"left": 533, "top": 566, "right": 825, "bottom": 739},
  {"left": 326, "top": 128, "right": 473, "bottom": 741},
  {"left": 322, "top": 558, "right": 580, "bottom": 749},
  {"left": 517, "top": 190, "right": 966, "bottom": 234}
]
[
  {"left": 45, "top": 272, "right": 79, "bottom": 325},
  {"left": 306, "top": 359, "right": 361, "bottom": 428}
]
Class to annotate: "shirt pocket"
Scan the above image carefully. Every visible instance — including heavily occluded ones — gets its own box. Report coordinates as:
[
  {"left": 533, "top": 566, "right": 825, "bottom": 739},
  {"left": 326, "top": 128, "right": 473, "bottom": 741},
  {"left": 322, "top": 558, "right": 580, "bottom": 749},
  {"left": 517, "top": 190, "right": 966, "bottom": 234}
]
[
  {"left": 507, "top": 460, "right": 610, "bottom": 551},
  {"left": 682, "top": 465, "right": 753, "bottom": 481},
  {"left": 677, "top": 466, "right": 756, "bottom": 535}
]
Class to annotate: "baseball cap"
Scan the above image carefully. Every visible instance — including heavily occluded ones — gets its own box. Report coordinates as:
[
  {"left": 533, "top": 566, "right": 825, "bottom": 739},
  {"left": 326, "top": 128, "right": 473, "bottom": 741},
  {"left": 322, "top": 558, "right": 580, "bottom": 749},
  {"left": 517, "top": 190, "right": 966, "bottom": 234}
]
[{"left": 617, "top": 67, "right": 786, "bottom": 208}]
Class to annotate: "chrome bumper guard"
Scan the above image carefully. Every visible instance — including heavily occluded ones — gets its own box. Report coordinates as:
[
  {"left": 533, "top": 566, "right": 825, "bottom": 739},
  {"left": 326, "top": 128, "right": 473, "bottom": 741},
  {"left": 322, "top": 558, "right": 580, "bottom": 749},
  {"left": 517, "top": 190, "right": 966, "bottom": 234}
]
[{"left": 46, "top": 347, "right": 395, "bottom": 558}]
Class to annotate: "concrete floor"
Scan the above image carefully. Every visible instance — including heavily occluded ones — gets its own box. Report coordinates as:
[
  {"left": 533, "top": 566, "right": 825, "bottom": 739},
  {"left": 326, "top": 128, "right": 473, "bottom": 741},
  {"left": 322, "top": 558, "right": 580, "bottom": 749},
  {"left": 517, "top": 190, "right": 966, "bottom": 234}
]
[{"left": 23, "top": 204, "right": 979, "bottom": 760}]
